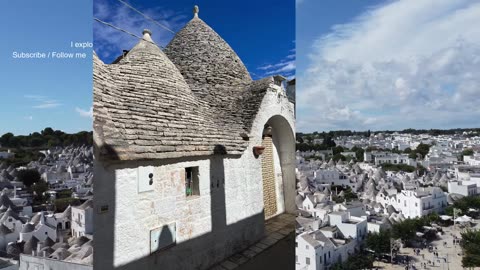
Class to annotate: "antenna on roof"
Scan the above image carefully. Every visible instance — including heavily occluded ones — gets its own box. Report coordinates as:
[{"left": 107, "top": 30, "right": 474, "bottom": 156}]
[{"left": 193, "top": 5, "right": 199, "bottom": 18}]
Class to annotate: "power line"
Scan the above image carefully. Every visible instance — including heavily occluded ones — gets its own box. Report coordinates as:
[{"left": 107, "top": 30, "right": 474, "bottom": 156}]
[
  {"left": 93, "top": 17, "right": 164, "bottom": 49},
  {"left": 115, "top": 0, "right": 175, "bottom": 34}
]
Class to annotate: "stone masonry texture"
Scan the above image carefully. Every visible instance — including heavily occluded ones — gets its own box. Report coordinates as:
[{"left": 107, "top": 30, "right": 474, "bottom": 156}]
[
  {"left": 262, "top": 136, "right": 278, "bottom": 218},
  {"left": 93, "top": 15, "right": 275, "bottom": 162}
]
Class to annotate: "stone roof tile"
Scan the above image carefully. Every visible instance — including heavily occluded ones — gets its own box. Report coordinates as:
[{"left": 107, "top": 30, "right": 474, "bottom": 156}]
[{"left": 94, "top": 9, "right": 278, "bottom": 161}]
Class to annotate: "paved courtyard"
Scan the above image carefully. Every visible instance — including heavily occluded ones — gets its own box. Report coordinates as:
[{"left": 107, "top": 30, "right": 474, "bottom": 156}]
[{"left": 374, "top": 223, "right": 480, "bottom": 270}]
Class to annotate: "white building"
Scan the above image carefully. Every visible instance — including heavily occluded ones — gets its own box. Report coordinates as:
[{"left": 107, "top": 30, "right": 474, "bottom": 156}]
[
  {"left": 464, "top": 154, "right": 480, "bottom": 166},
  {"left": 328, "top": 212, "right": 367, "bottom": 241},
  {"left": 0, "top": 150, "right": 14, "bottom": 159},
  {"left": 448, "top": 180, "right": 477, "bottom": 197},
  {"left": 340, "top": 152, "right": 356, "bottom": 158},
  {"left": 392, "top": 187, "right": 447, "bottom": 218},
  {"left": 367, "top": 216, "right": 391, "bottom": 234},
  {"left": 313, "top": 170, "right": 355, "bottom": 189},
  {"left": 93, "top": 7, "right": 296, "bottom": 270},
  {"left": 71, "top": 199, "right": 93, "bottom": 238},
  {"left": 295, "top": 211, "right": 366, "bottom": 270},
  {"left": 456, "top": 166, "right": 480, "bottom": 185},
  {"left": 364, "top": 151, "right": 416, "bottom": 166},
  {"left": 296, "top": 229, "right": 357, "bottom": 270}
]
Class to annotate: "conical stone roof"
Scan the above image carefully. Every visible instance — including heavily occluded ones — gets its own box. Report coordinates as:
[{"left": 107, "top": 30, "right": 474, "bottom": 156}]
[
  {"left": 94, "top": 6, "right": 285, "bottom": 162},
  {"left": 94, "top": 30, "right": 251, "bottom": 160},
  {"left": 165, "top": 7, "right": 252, "bottom": 100}
]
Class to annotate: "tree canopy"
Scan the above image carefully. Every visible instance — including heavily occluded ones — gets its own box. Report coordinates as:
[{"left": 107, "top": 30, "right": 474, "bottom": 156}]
[
  {"left": 17, "top": 169, "right": 41, "bottom": 187},
  {"left": 461, "top": 229, "right": 480, "bottom": 268},
  {"left": 0, "top": 128, "right": 92, "bottom": 149},
  {"left": 366, "top": 230, "right": 391, "bottom": 255}
]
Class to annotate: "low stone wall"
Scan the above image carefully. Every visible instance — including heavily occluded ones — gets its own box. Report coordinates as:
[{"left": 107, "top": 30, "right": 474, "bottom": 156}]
[{"left": 19, "top": 254, "right": 92, "bottom": 270}]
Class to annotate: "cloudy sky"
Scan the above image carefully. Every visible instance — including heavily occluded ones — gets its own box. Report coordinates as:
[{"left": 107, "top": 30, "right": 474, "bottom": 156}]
[
  {"left": 297, "top": 0, "right": 480, "bottom": 132},
  {"left": 0, "top": 0, "right": 93, "bottom": 135},
  {"left": 94, "top": 0, "right": 295, "bottom": 80}
]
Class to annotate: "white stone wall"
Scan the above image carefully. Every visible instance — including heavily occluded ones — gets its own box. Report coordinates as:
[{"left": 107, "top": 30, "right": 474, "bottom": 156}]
[
  {"left": 296, "top": 234, "right": 357, "bottom": 270},
  {"left": 448, "top": 181, "right": 477, "bottom": 196},
  {"left": 94, "top": 89, "right": 295, "bottom": 270},
  {"left": 367, "top": 222, "right": 381, "bottom": 234},
  {"left": 464, "top": 156, "right": 480, "bottom": 166},
  {"left": 72, "top": 207, "right": 85, "bottom": 237},
  {"left": 295, "top": 235, "right": 319, "bottom": 270},
  {"left": 19, "top": 254, "right": 92, "bottom": 270},
  {"left": 394, "top": 190, "right": 447, "bottom": 218},
  {"left": 273, "top": 138, "right": 286, "bottom": 216}
]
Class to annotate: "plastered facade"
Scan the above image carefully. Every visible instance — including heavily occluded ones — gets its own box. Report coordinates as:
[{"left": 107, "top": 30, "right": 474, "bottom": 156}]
[{"left": 94, "top": 88, "right": 295, "bottom": 270}]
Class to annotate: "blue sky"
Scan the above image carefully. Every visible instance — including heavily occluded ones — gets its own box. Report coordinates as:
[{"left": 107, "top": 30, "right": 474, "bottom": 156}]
[
  {"left": 0, "top": 0, "right": 93, "bottom": 135},
  {"left": 297, "top": 0, "right": 480, "bottom": 132},
  {"left": 93, "top": 0, "right": 295, "bottom": 80}
]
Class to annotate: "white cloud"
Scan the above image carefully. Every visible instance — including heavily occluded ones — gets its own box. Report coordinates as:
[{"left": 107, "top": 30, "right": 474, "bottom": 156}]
[
  {"left": 33, "top": 103, "right": 61, "bottom": 109},
  {"left": 298, "top": 0, "right": 480, "bottom": 132},
  {"left": 76, "top": 107, "right": 93, "bottom": 118},
  {"left": 256, "top": 45, "right": 296, "bottom": 79},
  {"left": 25, "top": 95, "right": 62, "bottom": 109},
  {"left": 93, "top": 1, "right": 187, "bottom": 61},
  {"left": 24, "top": 116, "right": 33, "bottom": 121}
]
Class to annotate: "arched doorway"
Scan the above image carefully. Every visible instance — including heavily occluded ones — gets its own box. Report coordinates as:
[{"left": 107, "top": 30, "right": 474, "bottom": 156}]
[{"left": 261, "top": 115, "right": 295, "bottom": 219}]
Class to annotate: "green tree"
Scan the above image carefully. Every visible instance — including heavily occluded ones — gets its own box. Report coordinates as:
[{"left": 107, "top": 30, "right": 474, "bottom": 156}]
[
  {"left": 343, "top": 187, "right": 358, "bottom": 202},
  {"left": 41, "top": 127, "right": 54, "bottom": 136},
  {"left": 392, "top": 219, "right": 417, "bottom": 242},
  {"left": 54, "top": 198, "right": 80, "bottom": 212},
  {"left": 416, "top": 164, "right": 427, "bottom": 176},
  {"left": 351, "top": 146, "right": 365, "bottom": 161},
  {"left": 0, "top": 133, "right": 14, "bottom": 147},
  {"left": 332, "top": 146, "right": 344, "bottom": 155},
  {"left": 32, "top": 181, "right": 49, "bottom": 204},
  {"left": 17, "top": 169, "right": 41, "bottom": 187},
  {"left": 415, "top": 143, "right": 431, "bottom": 158},
  {"left": 332, "top": 153, "right": 346, "bottom": 162},
  {"left": 461, "top": 229, "right": 480, "bottom": 268},
  {"left": 463, "top": 148, "right": 474, "bottom": 156},
  {"left": 366, "top": 230, "right": 391, "bottom": 255},
  {"left": 331, "top": 253, "right": 374, "bottom": 270},
  {"left": 323, "top": 136, "right": 336, "bottom": 148}
]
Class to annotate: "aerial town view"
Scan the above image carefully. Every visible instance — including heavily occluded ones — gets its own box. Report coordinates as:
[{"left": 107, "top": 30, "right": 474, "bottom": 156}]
[
  {"left": 296, "top": 0, "right": 480, "bottom": 269},
  {"left": 295, "top": 129, "right": 480, "bottom": 269},
  {"left": 0, "top": 130, "right": 93, "bottom": 269}
]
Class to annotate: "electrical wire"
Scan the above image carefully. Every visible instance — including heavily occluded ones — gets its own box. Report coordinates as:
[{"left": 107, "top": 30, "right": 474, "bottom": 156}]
[{"left": 115, "top": 0, "right": 175, "bottom": 34}]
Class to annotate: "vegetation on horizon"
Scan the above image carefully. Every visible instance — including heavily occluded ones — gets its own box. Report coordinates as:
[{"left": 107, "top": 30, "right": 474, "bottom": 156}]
[
  {"left": 0, "top": 127, "right": 92, "bottom": 166},
  {"left": 0, "top": 127, "right": 92, "bottom": 149},
  {"left": 297, "top": 127, "right": 480, "bottom": 139}
]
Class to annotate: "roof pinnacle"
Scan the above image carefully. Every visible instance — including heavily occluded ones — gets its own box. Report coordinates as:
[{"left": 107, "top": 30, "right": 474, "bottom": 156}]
[
  {"left": 142, "top": 29, "right": 154, "bottom": 42},
  {"left": 193, "top": 5, "right": 199, "bottom": 18}
]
